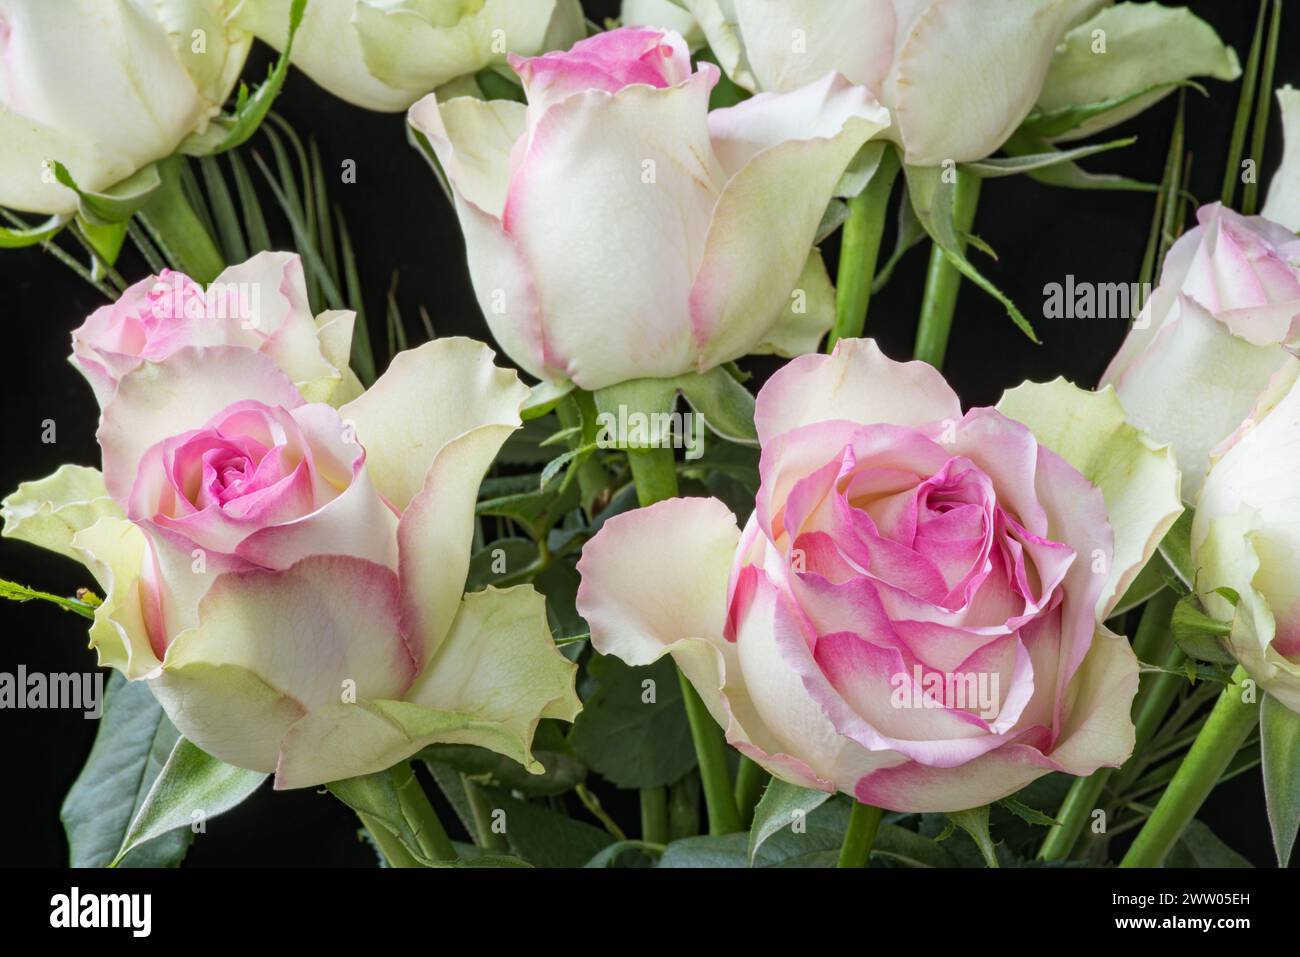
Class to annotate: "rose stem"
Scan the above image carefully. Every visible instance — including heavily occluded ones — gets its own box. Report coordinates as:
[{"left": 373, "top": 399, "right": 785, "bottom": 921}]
[
  {"left": 392, "top": 761, "right": 458, "bottom": 862},
  {"left": 357, "top": 812, "right": 424, "bottom": 868},
  {"left": 734, "top": 756, "right": 767, "bottom": 828},
  {"left": 1120, "top": 666, "right": 1259, "bottom": 867},
  {"left": 629, "top": 445, "right": 743, "bottom": 835},
  {"left": 136, "top": 156, "right": 226, "bottom": 283},
  {"left": 827, "top": 146, "right": 900, "bottom": 350},
  {"left": 912, "top": 169, "right": 982, "bottom": 368},
  {"left": 641, "top": 788, "right": 669, "bottom": 844},
  {"left": 1038, "top": 589, "right": 1179, "bottom": 860},
  {"left": 837, "top": 800, "right": 885, "bottom": 868}
]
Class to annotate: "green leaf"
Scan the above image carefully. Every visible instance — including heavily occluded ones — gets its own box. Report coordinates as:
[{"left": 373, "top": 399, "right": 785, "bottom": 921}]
[
  {"left": 872, "top": 823, "right": 960, "bottom": 867},
  {"left": 0, "top": 211, "right": 66, "bottom": 248},
  {"left": 1170, "top": 593, "right": 1236, "bottom": 665},
  {"left": 1000, "top": 131, "right": 1156, "bottom": 192},
  {"left": 946, "top": 806, "right": 999, "bottom": 868},
  {"left": 1036, "top": 2, "right": 1239, "bottom": 143},
  {"left": 0, "top": 578, "right": 96, "bottom": 620},
  {"left": 747, "top": 779, "right": 832, "bottom": 864},
  {"left": 50, "top": 162, "right": 161, "bottom": 226},
  {"left": 522, "top": 380, "right": 575, "bottom": 420},
  {"left": 568, "top": 654, "right": 695, "bottom": 789},
  {"left": 419, "top": 738, "right": 585, "bottom": 798},
  {"left": 963, "top": 137, "right": 1138, "bottom": 178},
  {"left": 329, "top": 768, "right": 434, "bottom": 866},
  {"left": 61, "top": 673, "right": 191, "bottom": 868},
  {"left": 197, "top": 156, "right": 247, "bottom": 263},
  {"left": 477, "top": 786, "right": 613, "bottom": 867},
  {"left": 676, "top": 366, "right": 758, "bottom": 446},
  {"left": 584, "top": 840, "right": 662, "bottom": 868},
  {"left": 1166, "top": 819, "right": 1252, "bottom": 868},
  {"left": 997, "top": 797, "right": 1060, "bottom": 828},
  {"left": 904, "top": 164, "right": 1037, "bottom": 342},
  {"left": 1261, "top": 693, "right": 1300, "bottom": 866},
  {"left": 661, "top": 799, "right": 853, "bottom": 867},
  {"left": 593, "top": 377, "right": 680, "bottom": 448},
  {"left": 113, "top": 738, "right": 266, "bottom": 865}
]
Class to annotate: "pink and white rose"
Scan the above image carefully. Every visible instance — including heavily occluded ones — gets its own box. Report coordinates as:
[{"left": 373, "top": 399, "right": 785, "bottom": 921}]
[
  {"left": 1101, "top": 202, "right": 1300, "bottom": 501},
  {"left": 577, "top": 339, "right": 1180, "bottom": 811},
  {"left": 409, "top": 26, "right": 889, "bottom": 391},
  {"left": 4, "top": 337, "right": 580, "bottom": 788},
  {"left": 71, "top": 252, "right": 361, "bottom": 409}
]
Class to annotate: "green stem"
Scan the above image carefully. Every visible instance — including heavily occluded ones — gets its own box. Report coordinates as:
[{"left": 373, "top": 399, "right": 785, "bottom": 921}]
[
  {"left": 392, "top": 762, "right": 457, "bottom": 862},
  {"left": 357, "top": 812, "right": 423, "bottom": 868},
  {"left": 1039, "top": 590, "right": 1179, "bottom": 860},
  {"left": 837, "top": 801, "right": 884, "bottom": 868},
  {"left": 640, "top": 787, "right": 669, "bottom": 844},
  {"left": 137, "top": 156, "right": 225, "bottom": 283},
  {"left": 462, "top": 773, "right": 508, "bottom": 852},
  {"left": 669, "top": 772, "right": 701, "bottom": 840},
  {"left": 679, "top": 671, "right": 742, "bottom": 835},
  {"left": 734, "top": 756, "right": 766, "bottom": 828},
  {"left": 827, "top": 148, "right": 900, "bottom": 349},
  {"left": 913, "top": 170, "right": 982, "bottom": 368},
  {"left": 627, "top": 445, "right": 679, "bottom": 506},
  {"left": 1120, "top": 666, "right": 1260, "bottom": 867}
]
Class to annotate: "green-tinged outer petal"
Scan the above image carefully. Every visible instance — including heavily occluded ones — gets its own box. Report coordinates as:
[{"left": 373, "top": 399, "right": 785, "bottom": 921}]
[
  {"left": 1193, "top": 507, "right": 1300, "bottom": 713},
  {"left": 275, "top": 586, "right": 579, "bottom": 789},
  {"left": 998, "top": 378, "right": 1182, "bottom": 617},
  {"left": 750, "top": 249, "right": 836, "bottom": 358},
  {"left": 340, "top": 337, "right": 527, "bottom": 511},
  {"left": 680, "top": 0, "right": 756, "bottom": 92},
  {"left": 71, "top": 517, "right": 161, "bottom": 680},
  {"left": 694, "top": 75, "right": 889, "bottom": 369},
  {"left": 354, "top": 0, "right": 584, "bottom": 95},
  {"left": 2, "top": 465, "right": 122, "bottom": 562},
  {"left": 341, "top": 338, "right": 528, "bottom": 662},
  {"left": 622, "top": 0, "right": 705, "bottom": 47},
  {"left": 152, "top": 554, "right": 416, "bottom": 773},
  {"left": 1037, "top": 2, "right": 1240, "bottom": 143},
  {"left": 1263, "top": 87, "right": 1300, "bottom": 233}
]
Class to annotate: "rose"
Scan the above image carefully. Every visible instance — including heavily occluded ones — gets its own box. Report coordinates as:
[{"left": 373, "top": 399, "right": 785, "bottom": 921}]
[
  {"left": 679, "top": 0, "right": 1095, "bottom": 166},
  {"left": 0, "top": 0, "right": 250, "bottom": 214},
  {"left": 576, "top": 339, "right": 1179, "bottom": 811},
  {"left": 71, "top": 252, "right": 361, "bottom": 409},
  {"left": 409, "top": 26, "right": 889, "bottom": 391},
  {"left": 1101, "top": 202, "right": 1300, "bottom": 502},
  {"left": 1192, "top": 364, "right": 1300, "bottom": 713},
  {"left": 1263, "top": 87, "right": 1300, "bottom": 232},
  {"left": 3, "top": 338, "right": 580, "bottom": 788},
  {"left": 234, "top": 0, "right": 586, "bottom": 111}
]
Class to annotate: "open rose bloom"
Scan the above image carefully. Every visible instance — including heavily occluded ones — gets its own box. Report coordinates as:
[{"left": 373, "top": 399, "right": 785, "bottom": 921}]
[
  {"left": 4, "top": 337, "right": 579, "bottom": 788},
  {"left": 409, "top": 26, "right": 889, "bottom": 390},
  {"left": 577, "top": 340, "right": 1180, "bottom": 811}
]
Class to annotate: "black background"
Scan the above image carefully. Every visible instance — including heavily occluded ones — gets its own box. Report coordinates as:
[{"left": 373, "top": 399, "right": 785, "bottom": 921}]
[{"left": 1, "top": 1, "right": 1295, "bottom": 867}]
